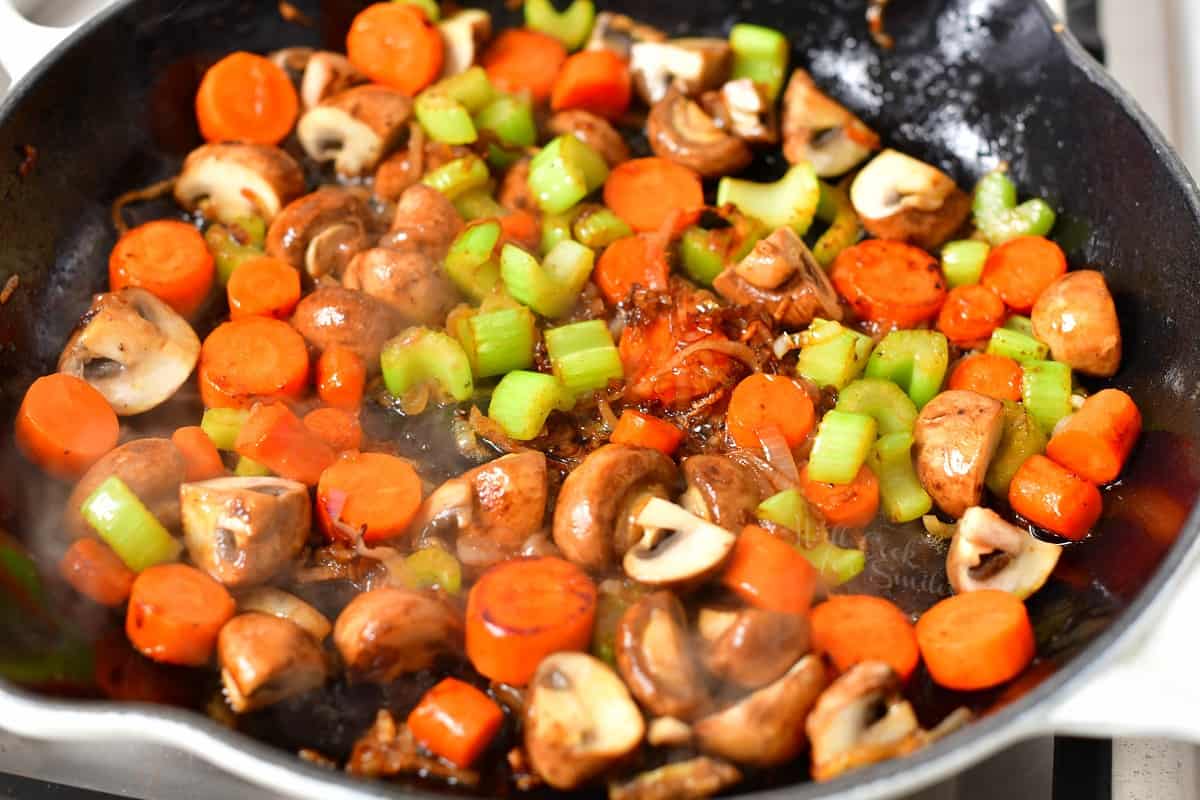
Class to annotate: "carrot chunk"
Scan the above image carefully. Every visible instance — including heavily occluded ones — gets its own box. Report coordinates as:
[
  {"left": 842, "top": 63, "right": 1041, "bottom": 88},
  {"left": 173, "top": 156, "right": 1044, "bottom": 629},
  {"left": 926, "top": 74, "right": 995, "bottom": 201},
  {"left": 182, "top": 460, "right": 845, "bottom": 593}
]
[
  {"left": 317, "top": 452, "right": 423, "bottom": 544},
  {"left": 593, "top": 234, "right": 670, "bottom": 304},
  {"left": 831, "top": 240, "right": 947, "bottom": 328},
  {"left": 1046, "top": 388, "right": 1141, "bottom": 484},
  {"left": 811, "top": 595, "right": 920, "bottom": 681},
  {"left": 936, "top": 284, "right": 1006, "bottom": 346},
  {"left": 610, "top": 410, "right": 684, "bottom": 455},
  {"left": 800, "top": 464, "right": 880, "bottom": 528},
  {"left": 1008, "top": 454, "right": 1102, "bottom": 540},
  {"left": 980, "top": 236, "right": 1067, "bottom": 313},
  {"left": 235, "top": 402, "right": 337, "bottom": 485},
  {"left": 551, "top": 50, "right": 632, "bottom": 121},
  {"left": 16, "top": 373, "right": 119, "bottom": 480},
  {"left": 347, "top": 3, "right": 444, "bottom": 95},
  {"left": 316, "top": 345, "right": 367, "bottom": 411},
  {"left": 726, "top": 373, "right": 815, "bottom": 450},
  {"left": 603, "top": 157, "right": 703, "bottom": 233},
  {"left": 109, "top": 220, "right": 215, "bottom": 319},
  {"left": 198, "top": 317, "right": 309, "bottom": 408},
  {"left": 172, "top": 426, "right": 225, "bottom": 481},
  {"left": 947, "top": 352, "right": 1023, "bottom": 402},
  {"left": 303, "top": 407, "right": 363, "bottom": 453},
  {"left": 60, "top": 538, "right": 136, "bottom": 608},
  {"left": 916, "top": 589, "right": 1035, "bottom": 691},
  {"left": 227, "top": 256, "right": 301, "bottom": 320},
  {"left": 196, "top": 51, "right": 299, "bottom": 145},
  {"left": 408, "top": 677, "right": 505, "bottom": 768},
  {"left": 721, "top": 525, "right": 817, "bottom": 614},
  {"left": 481, "top": 29, "right": 567, "bottom": 103},
  {"left": 126, "top": 563, "right": 236, "bottom": 666}
]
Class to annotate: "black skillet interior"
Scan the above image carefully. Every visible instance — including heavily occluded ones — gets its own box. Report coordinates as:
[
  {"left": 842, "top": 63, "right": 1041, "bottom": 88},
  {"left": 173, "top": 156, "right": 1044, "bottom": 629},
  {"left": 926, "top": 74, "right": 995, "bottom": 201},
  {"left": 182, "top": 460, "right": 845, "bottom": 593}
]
[{"left": 0, "top": 0, "right": 1199, "bottom": 796}]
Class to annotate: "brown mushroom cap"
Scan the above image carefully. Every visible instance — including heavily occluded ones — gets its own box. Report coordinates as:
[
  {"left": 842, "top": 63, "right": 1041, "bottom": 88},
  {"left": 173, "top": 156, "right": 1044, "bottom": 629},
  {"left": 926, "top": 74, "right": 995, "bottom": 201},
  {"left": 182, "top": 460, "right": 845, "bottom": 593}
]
[
  {"left": 546, "top": 111, "right": 631, "bottom": 167},
  {"left": 174, "top": 143, "right": 306, "bottom": 223},
  {"left": 298, "top": 85, "right": 413, "bottom": 177},
  {"left": 342, "top": 247, "right": 461, "bottom": 327},
  {"left": 1030, "top": 270, "right": 1122, "bottom": 377},
  {"left": 266, "top": 187, "right": 373, "bottom": 280},
  {"left": 615, "top": 591, "right": 709, "bottom": 720},
  {"left": 647, "top": 88, "right": 752, "bottom": 178},
  {"left": 680, "top": 455, "right": 767, "bottom": 530},
  {"left": 333, "top": 587, "right": 464, "bottom": 683},
  {"left": 946, "top": 506, "right": 1061, "bottom": 599},
  {"left": 781, "top": 69, "right": 879, "bottom": 178},
  {"left": 913, "top": 390, "right": 1005, "bottom": 518},
  {"left": 300, "top": 51, "right": 366, "bottom": 109},
  {"left": 290, "top": 285, "right": 400, "bottom": 373},
  {"left": 698, "top": 606, "right": 811, "bottom": 689},
  {"left": 66, "top": 438, "right": 186, "bottom": 540},
  {"left": 381, "top": 183, "right": 465, "bottom": 260},
  {"left": 850, "top": 149, "right": 971, "bottom": 251},
  {"left": 218, "top": 612, "right": 328, "bottom": 713},
  {"left": 713, "top": 228, "right": 843, "bottom": 328}
]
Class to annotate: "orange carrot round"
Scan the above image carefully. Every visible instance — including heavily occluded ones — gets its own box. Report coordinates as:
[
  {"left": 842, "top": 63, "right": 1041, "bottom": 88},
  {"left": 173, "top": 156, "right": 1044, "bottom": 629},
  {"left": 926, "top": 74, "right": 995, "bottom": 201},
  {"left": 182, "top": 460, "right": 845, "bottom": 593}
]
[
  {"left": 303, "top": 407, "right": 363, "bottom": 452},
  {"left": 610, "top": 410, "right": 684, "bottom": 455},
  {"left": 196, "top": 51, "right": 299, "bottom": 145},
  {"left": 981, "top": 236, "right": 1067, "bottom": 313},
  {"left": 466, "top": 556, "right": 597, "bottom": 685},
  {"left": 1008, "top": 454, "right": 1102, "bottom": 540},
  {"left": 811, "top": 595, "right": 920, "bottom": 681},
  {"left": 726, "top": 373, "right": 816, "bottom": 450},
  {"left": 198, "top": 317, "right": 309, "bottom": 408},
  {"left": 800, "top": 463, "right": 880, "bottom": 528},
  {"left": 59, "top": 538, "right": 135, "bottom": 608},
  {"left": 109, "top": 220, "right": 215, "bottom": 318},
  {"left": 831, "top": 240, "right": 947, "bottom": 328},
  {"left": 481, "top": 29, "right": 567, "bottom": 103},
  {"left": 499, "top": 209, "right": 541, "bottom": 252},
  {"left": 408, "top": 677, "right": 505, "bottom": 768},
  {"left": 1046, "top": 389, "right": 1141, "bottom": 485},
  {"left": 347, "top": 2, "right": 444, "bottom": 95},
  {"left": 947, "top": 352, "right": 1023, "bottom": 402},
  {"left": 171, "top": 426, "right": 225, "bottom": 482},
  {"left": 227, "top": 256, "right": 301, "bottom": 321},
  {"left": 551, "top": 50, "right": 632, "bottom": 121},
  {"left": 721, "top": 525, "right": 817, "bottom": 615},
  {"left": 235, "top": 402, "right": 337, "bottom": 485},
  {"left": 16, "top": 373, "right": 119, "bottom": 481},
  {"left": 316, "top": 345, "right": 367, "bottom": 411},
  {"left": 603, "top": 157, "right": 704, "bottom": 233},
  {"left": 317, "top": 451, "right": 423, "bottom": 544},
  {"left": 936, "top": 284, "right": 1006, "bottom": 346},
  {"left": 916, "top": 589, "right": 1035, "bottom": 691},
  {"left": 593, "top": 234, "right": 670, "bottom": 304},
  {"left": 126, "top": 563, "right": 236, "bottom": 666}
]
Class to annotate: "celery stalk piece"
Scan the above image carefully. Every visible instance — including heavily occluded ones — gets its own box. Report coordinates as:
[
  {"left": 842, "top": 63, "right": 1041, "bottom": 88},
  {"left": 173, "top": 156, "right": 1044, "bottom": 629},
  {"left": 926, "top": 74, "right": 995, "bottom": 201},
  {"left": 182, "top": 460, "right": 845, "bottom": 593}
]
[
  {"left": 813, "top": 180, "right": 862, "bottom": 267},
  {"left": 458, "top": 306, "right": 537, "bottom": 377},
  {"left": 1021, "top": 359, "right": 1072, "bottom": 435},
  {"left": 541, "top": 208, "right": 581, "bottom": 255},
  {"left": 544, "top": 319, "right": 623, "bottom": 395},
  {"left": 529, "top": 135, "right": 610, "bottom": 214},
  {"left": 716, "top": 163, "right": 820, "bottom": 235},
  {"left": 864, "top": 329, "right": 949, "bottom": 409},
  {"left": 201, "top": 407, "right": 250, "bottom": 450},
  {"left": 795, "top": 319, "right": 874, "bottom": 390},
  {"left": 729, "top": 23, "right": 789, "bottom": 102},
  {"left": 985, "top": 400, "right": 1048, "bottom": 496},
  {"left": 941, "top": 240, "right": 990, "bottom": 288},
  {"left": 488, "top": 370, "right": 571, "bottom": 440},
  {"left": 422, "top": 155, "right": 491, "bottom": 200},
  {"left": 205, "top": 217, "right": 266, "bottom": 285},
  {"left": 808, "top": 410, "right": 877, "bottom": 485},
  {"left": 1002, "top": 314, "right": 1036, "bottom": 337},
  {"left": 755, "top": 489, "right": 823, "bottom": 545},
  {"left": 800, "top": 542, "right": 866, "bottom": 586},
  {"left": 524, "top": 0, "right": 596, "bottom": 50},
  {"left": 573, "top": 207, "right": 633, "bottom": 249},
  {"left": 445, "top": 221, "right": 503, "bottom": 302},
  {"left": 403, "top": 547, "right": 462, "bottom": 594},
  {"left": 869, "top": 432, "right": 933, "bottom": 523},
  {"left": 81, "top": 475, "right": 182, "bottom": 572},
  {"left": 973, "top": 171, "right": 1057, "bottom": 245},
  {"left": 500, "top": 240, "right": 595, "bottom": 318},
  {"left": 395, "top": 0, "right": 440, "bottom": 21},
  {"left": 476, "top": 93, "right": 537, "bottom": 148},
  {"left": 415, "top": 92, "right": 478, "bottom": 145},
  {"left": 433, "top": 66, "right": 495, "bottom": 112},
  {"left": 836, "top": 378, "right": 919, "bottom": 436},
  {"left": 987, "top": 326, "right": 1049, "bottom": 363},
  {"left": 453, "top": 188, "right": 508, "bottom": 221},
  {"left": 235, "top": 456, "right": 272, "bottom": 477},
  {"left": 381, "top": 327, "right": 475, "bottom": 403},
  {"left": 679, "top": 226, "right": 727, "bottom": 286}
]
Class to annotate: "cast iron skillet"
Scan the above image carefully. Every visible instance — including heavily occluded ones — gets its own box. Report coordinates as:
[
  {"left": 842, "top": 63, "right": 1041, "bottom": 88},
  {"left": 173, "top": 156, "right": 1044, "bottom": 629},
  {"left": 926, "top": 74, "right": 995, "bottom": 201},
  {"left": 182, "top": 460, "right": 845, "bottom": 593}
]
[{"left": 0, "top": 0, "right": 1199, "bottom": 798}]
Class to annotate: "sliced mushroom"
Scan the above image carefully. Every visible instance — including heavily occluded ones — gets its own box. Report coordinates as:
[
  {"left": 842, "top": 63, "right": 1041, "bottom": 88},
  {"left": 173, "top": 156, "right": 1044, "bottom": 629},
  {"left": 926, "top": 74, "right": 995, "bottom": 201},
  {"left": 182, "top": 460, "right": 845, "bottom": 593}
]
[
  {"left": 693, "top": 654, "right": 827, "bottom": 767},
  {"left": 947, "top": 506, "right": 1061, "bottom": 599},
  {"left": 333, "top": 587, "right": 464, "bottom": 683},
  {"left": 630, "top": 39, "right": 732, "bottom": 106},
  {"left": 342, "top": 247, "right": 461, "bottom": 327},
  {"left": 381, "top": 183, "right": 465, "bottom": 260},
  {"left": 615, "top": 591, "right": 708, "bottom": 719},
  {"left": 552, "top": 444, "right": 678, "bottom": 571},
  {"left": 265, "top": 187, "right": 373, "bottom": 280},
  {"left": 705, "top": 78, "right": 778, "bottom": 145},
  {"left": 237, "top": 586, "right": 332, "bottom": 641},
  {"left": 680, "top": 455, "right": 766, "bottom": 530},
  {"left": 713, "top": 227, "right": 844, "bottom": 328},
  {"left": 298, "top": 85, "right": 413, "bottom": 177},
  {"left": 524, "top": 652, "right": 645, "bottom": 790},
  {"left": 439, "top": 9, "right": 492, "bottom": 77},
  {"left": 624, "top": 498, "right": 737, "bottom": 587},
  {"left": 647, "top": 88, "right": 751, "bottom": 178},
  {"left": 698, "top": 606, "right": 810, "bottom": 689},
  {"left": 269, "top": 46, "right": 314, "bottom": 79},
  {"left": 850, "top": 149, "right": 971, "bottom": 250},
  {"left": 646, "top": 716, "right": 693, "bottom": 748},
  {"left": 806, "top": 661, "right": 922, "bottom": 782},
  {"left": 1030, "top": 270, "right": 1122, "bottom": 377},
  {"left": 290, "top": 285, "right": 400, "bottom": 372},
  {"left": 181, "top": 477, "right": 311, "bottom": 587},
  {"left": 58, "top": 288, "right": 200, "bottom": 415},
  {"left": 218, "top": 612, "right": 327, "bottom": 713},
  {"left": 300, "top": 51, "right": 366, "bottom": 109},
  {"left": 546, "top": 110, "right": 631, "bottom": 167},
  {"left": 609, "top": 757, "right": 742, "bottom": 800},
  {"left": 174, "top": 143, "right": 306, "bottom": 224},
  {"left": 586, "top": 11, "right": 666, "bottom": 60},
  {"left": 913, "top": 390, "right": 1005, "bottom": 518},
  {"left": 65, "top": 438, "right": 186, "bottom": 540},
  {"left": 781, "top": 69, "right": 880, "bottom": 178}
]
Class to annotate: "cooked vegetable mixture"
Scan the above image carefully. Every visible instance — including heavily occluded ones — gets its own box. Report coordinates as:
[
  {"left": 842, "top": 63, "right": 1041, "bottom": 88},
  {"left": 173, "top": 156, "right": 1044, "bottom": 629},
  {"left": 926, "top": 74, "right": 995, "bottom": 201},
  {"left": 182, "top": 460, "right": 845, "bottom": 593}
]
[{"left": 13, "top": 1, "right": 1144, "bottom": 795}]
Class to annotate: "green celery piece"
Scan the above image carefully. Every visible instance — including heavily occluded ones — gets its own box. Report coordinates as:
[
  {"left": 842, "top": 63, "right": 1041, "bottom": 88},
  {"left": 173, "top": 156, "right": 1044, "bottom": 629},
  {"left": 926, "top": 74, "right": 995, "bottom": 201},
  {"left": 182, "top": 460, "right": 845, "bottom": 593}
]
[
  {"left": 679, "top": 227, "right": 727, "bottom": 286},
  {"left": 395, "top": 0, "right": 439, "bottom": 21},
  {"left": 501, "top": 240, "right": 595, "bottom": 318},
  {"left": 864, "top": 329, "right": 949, "bottom": 409},
  {"left": 235, "top": 456, "right": 272, "bottom": 477},
  {"left": 403, "top": 547, "right": 462, "bottom": 594},
  {"left": 529, "top": 135, "right": 609, "bottom": 214},
  {"left": 488, "top": 370, "right": 571, "bottom": 440},
  {"left": 717, "top": 163, "right": 820, "bottom": 235},
  {"left": 434, "top": 66, "right": 495, "bottom": 112},
  {"left": 459, "top": 306, "right": 537, "bottom": 377},
  {"left": 1021, "top": 359, "right": 1072, "bottom": 435},
  {"left": 445, "top": 221, "right": 503, "bottom": 302},
  {"left": 415, "top": 92, "right": 477, "bottom": 145},
  {"left": 1003, "top": 314, "right": 1036, "bottom": 337},
  {"left": 729, "top": 23, "right": 789, "bottom": 102},
  {"left": 756, "top": 489, "right": 825, "bottom": 546},
  {"left": 836, "top": 378, "right": 919, "bottom": 436},
  {"left": 795, "top": 319, "right": 873, "bottom": 390},
  {"left": 541, "top": 209, "right": 580, "bottom": 255},
  {"left": 573, "top": 207, "right": 633, "bottom": 249},
  {"left": 201, "top": 408, "right": 249, "bottom": 450},
  {"left": 82, "top": 476, "right": 181, "bottom": 572},
  {"left": 545, "top": 319, "right": 623, "bottom": 395},
  {"left": 987, "top": 326, "right": 1049, "bottom": 363},
  {"left": 453, "top": 188, "right": 507, "bottom": 221},
  {"left": 476, "top": 93, "right": 537, "bottom": 148},
  {"left": 800, "top": 542, "right": 866, "bottom": 586},
  {"left": 0, "top": 542, "right": 43, "bottom": 606},
  {"left": 986, "top": 401, "right": 1048, "bottom": 496},
  {"left": 422, "top": 155, "right": 491, "bottom": 200},
  {"left": 205, "top": 219, "right": 265, "bottom": 285},
  {"left": 869, "top": 432, "right": 932, "bottom": 523},
  {"left": 941, "top": 240, "right": 990, "bottom": 288},
  {"left": 808, "top": 410, "right": 877, "bottom": 485},
  {"left": 973, "top": 171, "right": 1057, "bottom": 245},
  {"left": 525, "top": 0, "right": 596, "bottom": 50},
  {"left": 381, "top": 327, "right": 475, "bottom": 403},
  {"left": 812, "top": 180, "right": 861, "bottom": 267}
]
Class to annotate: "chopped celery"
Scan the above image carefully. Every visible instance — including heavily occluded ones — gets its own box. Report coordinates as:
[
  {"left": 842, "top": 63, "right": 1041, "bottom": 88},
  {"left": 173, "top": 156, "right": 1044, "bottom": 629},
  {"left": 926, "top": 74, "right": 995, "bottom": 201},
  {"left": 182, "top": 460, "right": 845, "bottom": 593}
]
[
  {"left": 1021, "top": 359, "right": 1072, "bottom": 435},
  {"left": 545, "top": 319, "right": 623, "bottom": 395},
  {"left": 488, "top": 370, "right": 571, "bottom": 440},
  {"left": 205, "top": 216, "right": 266, "bottom": 285},
  {"left": 864, "top": 329, "right": 949, "bottom": 409},
  {"left": 800, "top": 542, "right": 866, "bottom": 586},
  {"left": 987, "top": 326, "right": 1048, "bottom": 363},
  {"left": 528, "top": 135, "right": 609, "bottom": 214},
  {"left": 501, "top": 240, "right": 595, "bottom": 318},
  {"left": 835, "top": 378, "right": 919, "bottom": 436},
  {"left": 541, "top": 209, "right": 579, "bottom": 255},
  {"left": 941, "top": 240, "right": 990, "bottom": 288},
  {"left": 813, "top": 180, "right": 861, "bottom": 267},
  {"left": 679, "top": 212, "right": 766, "bottom": 286},
  {"left": 573, "top": 207, "right": 633, "bottom": 249},
  {"left": 81, "top": 475, "right": 181, "bottom": 572},
  {"left": 808, "top": 410, "right": 877, "bottom": 485},
  {"left": 381, "top": 327, "right": 475, "bottom": 404},
  {"left": 729, "top": 23, "right": 789, "bottom": 102},
  {"left": 422, "top": 155, "right": 491, "bottom": 200},
  {"left": 717, "top": 163, "right": 820, "bottom": 235},
  {"left": 403, "top": 547, "right": 462, "bottom": 594},
  {"left": 445, "top": 221, "right": 503, "bottom": 302},
  {"left": 476, "top": 93, "right": 537, "bottom": 149},
  {"left": 525, "top": 0, "right": 596, "bottom": 50},
  {"left": 456, "top": 306, "right": 537, "bottom": 377},
  {"left": 869, "top": 432, "right": 933, "bottom": 523},
  {"left": 756, "top": 489, "right": 824, "bottom": 546},
  {"left": 0, "top": 541, "right": 43, "bottom": 606},
  {"left": 973, "top": 171, "right": 1057, "bottom": 245},
  {"left": 235, "top": 456, "right": 272, "bottom": 477},
  {"left": 433, "top": 66, "right": 495, "bottom": 112},
  {"left": 395, "top": 0, "right": 439, "bottom": 21},
  {"left": 795, "top": 319, "right": 874, "bottom": 390},
  {"left": 985, "top": 401, "right": 1047, "bottom": 496},
  {"left": 415, "top": 94, "right": 476, "bottom": 146},
  {"left": 1003, "top": 314, "right": 1036, "bottom": 337},
  {"left": 201, "top": 407, "right": 249, "bottom": 450},
  {"left": 453, "top": 188, "right": 507, "bottom": 221}
]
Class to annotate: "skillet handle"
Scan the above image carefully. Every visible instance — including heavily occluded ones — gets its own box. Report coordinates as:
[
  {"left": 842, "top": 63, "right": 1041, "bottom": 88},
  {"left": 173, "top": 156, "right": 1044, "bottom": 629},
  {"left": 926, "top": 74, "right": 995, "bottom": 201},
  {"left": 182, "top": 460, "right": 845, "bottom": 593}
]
[{"left": 0, "top": 1, "right": 82, "bottom": 95}]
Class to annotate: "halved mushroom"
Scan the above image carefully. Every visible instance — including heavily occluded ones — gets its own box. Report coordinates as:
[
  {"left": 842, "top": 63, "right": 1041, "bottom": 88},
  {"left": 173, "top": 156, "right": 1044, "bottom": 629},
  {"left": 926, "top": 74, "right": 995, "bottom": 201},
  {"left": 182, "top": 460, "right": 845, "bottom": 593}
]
[
  {"left": 947, "top": 506, "right": 1061, "bottom": 599},
  {"left": 218, "top": 612, "right": 327, "bottom": 713},
  {"left": 805, "top": 661, "right": 922, "bottom": 782},
  {"left": 552, "top": 444, "right": 678, "bottom": 571},
  {"left": 439, "top": 9, "right": 492, "bottom": 77},
  {"left": 647, "top": 88, "right": 751, "bottom": 178},
  {"left": 913, "top": 390, "right": 1005, "bottom": 518},
  {"left": 269, "top": 46, "right": 314, "bottom": 79},
  {"left": 615, "top": 591, "right": 709, "bottom": 719},
  {"left": 298, "top": 85, "right": 413, "bottom": 177},
  {"left": 781, "top": 69, "right": 880, "bottom": 178},
  {"left": 265, "top": 187, "right": 373, "bottom": 280},
  {"left": 705, "top": 78, "right": 778, "bottom": 145},
  {"left": 693, "top": 654, "right": 827, "bottom": 767},
  {"left": 524, "top": 652, "right": 645, "bottom": 790},
  {"left": 713, "top": 227, "right": 844, "bottom": 328},
  {"left": 1030, "top": 270, "right": 1122, "bottom": 377},
  {"left": 381, "top": 183, "right": 465, "bottom": 260},
  {"left": 342, "top": 247, "right": 461, "bottom": 327},
  {"left": 680, "top": 455, "right": 766, "bottom": 530},
  {"left": 181, "top": 476, "right": 311, "bottom": 587},
  {"left": 58, "top": 288, "right": 200, "bottom": 415},
  {"left": 174, "top": 143, "right": 306, "bottom": 224},
  {"left": 237, "top": 586, "right": 332, "bottom": 641},
  {"left": 65, "top": 438, "right": 186, "bottom": 540},
  {"left": 624, "top": 498, "right": 737, "bottom": 587},
  {"left": 546, "top": 110, "right": 630, "bottom": 167},
  {"left": 609, "top": 757, "right": 742, "bottom": 800},
  {"left": 850, "top": 149, "right": 971, "bottom": 250},
  {"left": 300, "top": 51, "right": 366, "bottom": 109},
  {"left": 698, "top": 606, "right": 811, "bottom": 689},
  {"left": 333, "top": 587, "right": 464, "bottom": 684},
  {"left": 585, "top": 11, "right": 666, "bottom": 60},
  {"left": 290, "top": 285, "right": 400, "bottom": 372},
  {"left": 646, "top": 716, "right": 693, "bottom": 747},
  {"left": 630, "top": 39, "right": 731, "bottom": 105}
]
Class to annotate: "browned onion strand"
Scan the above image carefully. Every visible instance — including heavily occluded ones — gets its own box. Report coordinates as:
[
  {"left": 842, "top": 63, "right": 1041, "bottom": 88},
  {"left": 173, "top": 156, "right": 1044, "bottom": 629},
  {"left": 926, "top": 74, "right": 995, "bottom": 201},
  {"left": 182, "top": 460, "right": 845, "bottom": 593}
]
[{"left": 109, "top": 176, "right": 177, "bottom": 235}]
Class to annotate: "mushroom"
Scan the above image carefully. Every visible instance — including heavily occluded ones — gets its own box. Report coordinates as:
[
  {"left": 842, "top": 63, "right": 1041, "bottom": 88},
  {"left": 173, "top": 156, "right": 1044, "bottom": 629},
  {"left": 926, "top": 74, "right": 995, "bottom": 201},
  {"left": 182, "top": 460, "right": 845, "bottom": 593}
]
[
  {"left": 381, "top": 183, "right": 465, "bottom": 260},
  {"left": 300, "top": 51, "right": 366, "bottom": 109},
  {"left": 524, "top": 652, "right": 645, "bottom": 790},
  {"left": 947, "top": 506, "right": 1061, "bottom": 599},
  {"left": 646, "top": 716, "right": 693, "bottom": 747},
  {"left": 237, "top": 586, "right": 332, "bottom": 641},
  {"left": 585, "top": 11, "right": 666, "bottom": 60},
  {"left": 552, "top": 444, "right": 678, "bottom": 571},
  {"left": 333, "top": 587, "right": 464, "bottom": 684},
  {"left": 342, "top": 247, "right": 461, "bottom": 327},
  {"left": 693, "top": 654, "right": 827, "bottom": 767},
  {"left": 805, "top": 661, "right": 922, "bottom": 782},
  {"left": 290, "top": 285, "right": 400, "bottom": 372},
  {"left": 697, "top": 606, "right": 811, "bottom": 689},
  {"left": 546, "top": 110, "right": 631, "bottom": 167},
  {"left": 439, "top": 10, "right": 492, "bottom": 77},
  {"left": 615, "top": 591, "right": 709, "bottom": 719},
  {"left": 58, "top": 288, "right": 201, "bottom": 415},
  {"left": 704, "top": 78, "right": 778, "bottom": 145},
  {"left": 630, "top": 39, "right": 732, "bottom": 105},
  {"left": 180, "top": 476, "right": 311, "bottom": 588},
  {"left": 298, "top": 85, "right": 413, "bottom": 177},
  {"left": 850, "top": 149, "right": 972, "bottom": 250},
  {"left": 624, "top": 498, "right": 737, "bottom": 587},
  {"left": 647, "top": 88, "right": 751, "bottom": 178},
  {"left": 218, "top": 612, "right": 327, "bottom": 713},
  {"left": 781, "top": 69, "right": 880, "bottom": 178},
  {"left": 497, "top": 158, "right": 535, "bottom": 215},
  {"left": 680, "top": 455, "right": 767, "bottom": 530},
  {"left": 269, "top": 46, "right": 314, "bottom": 79},
  {"left": 609, "top": 758, "right": 742, "bottom": 800},
  {"left": 1030, "top": 270, "right": 1122, "bottom": 377},
  {"left": 174, "top": 143, "right": 306, "bottom": 224},
  {"left": 65, "top": 438, "right": 186, "bottom": 540},
  {"left": 265, "top": 187, "right": 373, "bottom": 280},
  {"left": 713, "top": 227, "right": 844, "bottom": 328},
  {"left": 913, "top": 390, "right": 1005, "bottom": 518}
]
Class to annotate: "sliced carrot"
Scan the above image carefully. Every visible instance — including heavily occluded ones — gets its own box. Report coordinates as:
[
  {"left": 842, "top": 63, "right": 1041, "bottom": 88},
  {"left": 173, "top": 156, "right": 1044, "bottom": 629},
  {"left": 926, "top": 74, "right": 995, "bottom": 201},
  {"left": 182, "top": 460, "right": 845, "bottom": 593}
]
[
  {"left": 303, "top": 407, "right": 363, "bottom": 453},
  {"left": 227, "top": 256, "right": 301, "bottom": 321},
  {"left": 1008, "top": 454, "right": 1102, "bottom": 540},
  {"left": 126, "top": 563, "right": 236, "bottom": 666},
  {"left": 317, "top": 451, "right": 423, "bottom": 544},
  {"left": 936, "top": 284, "right": 1006, "bottom": 346},
  {"left": 831, "top": 239, "right": 947, "bottom": 328},
  {"left": 59, "top": 538, "right": 135, "bottom": 608},
  {"left": 198, "top": 317, "right": 309, "bottom": 408},
  {"left": 726, "top": 373, "right": 816, "bottom": 450},
  {"left": 721, "top": 525, "right": 818, "bottom": 614},
  {"left": 465, "top": 556, "right": 597, "bottom": 685},
  {"left": 480, "top": 29, "right": 567, "bottom": 103},
  {"left": 196, "top": 51, "right": 298, "bottom": 145},
  {"left": 1047, "top": 389, "right": 1141, "bottom": 485},
  {"left": 800, "top": 463, "right": 880, "bottom": 528},
  {"left": 109, "top": 220, "right": 215, "bottom": 318},
  {"left": 550, "top": 50, "right": 632, "bottom": 121},
  {"left": 316, "top": 344, "right": 367, "bottom": 411},
  {"left": 347, "top": 2, "right": 444, "bottom": 95},
  {"left": 594, "top": 234, "right": 670, "bottom": 304},
  {"left": 171, "top": 426, "right": 225, "bottom": 482},
  {"left": 610, "top": 410, "right": 685, "bottom": 455},
  {"left": 408, "top": 677, "right": 505, "bottom": 768},
  {"left": 981, "top": 236, "right": 1067, "bottom": 313},
  {"left": 915, "top": 589, "right": 1035, "bottom": 691},
  {"left": 947, "top": 352, "right": 1023, "bottom": 402},
  {"left": 603, "top": 157, "right": 704, "bottom": 234},
  {"left": 499, "top": 209, "right": 541, "bottom": 253},
  {"left": 16, "top": 374, "right": 119, "bottom": 481},
  {"left": 811, "top": 595, "right": 920, "bottom": 681},
  {"left": 235, "top": 402, "right": 337, "bottom": 486}
]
